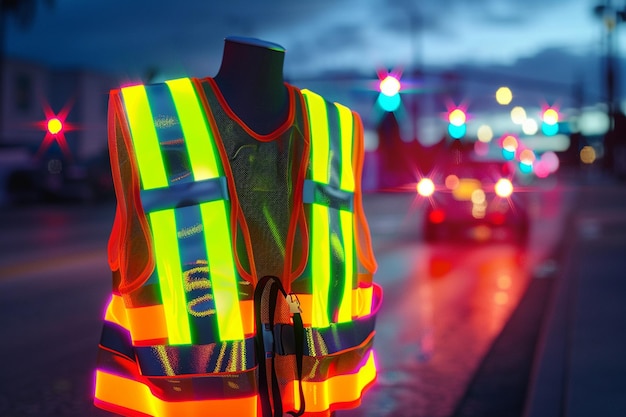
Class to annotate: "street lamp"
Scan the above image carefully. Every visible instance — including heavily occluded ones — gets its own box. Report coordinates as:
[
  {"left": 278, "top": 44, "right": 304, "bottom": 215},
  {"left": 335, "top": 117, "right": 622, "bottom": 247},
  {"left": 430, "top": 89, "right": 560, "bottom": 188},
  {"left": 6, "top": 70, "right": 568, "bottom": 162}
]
[{"left": 593, "top": 1, "right": 626, "bottom": 172}]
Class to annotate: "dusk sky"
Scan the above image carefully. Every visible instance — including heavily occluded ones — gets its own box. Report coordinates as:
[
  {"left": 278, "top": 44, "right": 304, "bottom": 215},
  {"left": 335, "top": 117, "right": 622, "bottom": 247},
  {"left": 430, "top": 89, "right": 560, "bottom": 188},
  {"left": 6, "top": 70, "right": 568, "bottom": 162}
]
[{"left": 5, "top": 0, "right": 613, "bottom": 84}]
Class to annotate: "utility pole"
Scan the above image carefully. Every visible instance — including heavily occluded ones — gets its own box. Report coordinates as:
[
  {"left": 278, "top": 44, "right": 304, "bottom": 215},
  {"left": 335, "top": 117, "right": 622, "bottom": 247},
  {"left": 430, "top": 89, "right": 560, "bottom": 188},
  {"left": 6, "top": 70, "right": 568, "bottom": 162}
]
[
  {"left": 408, "top": 7, "right": 421, "bottom": 143},
  {"left": 594, "top": 0, "right": 626, "bottom": 173}
]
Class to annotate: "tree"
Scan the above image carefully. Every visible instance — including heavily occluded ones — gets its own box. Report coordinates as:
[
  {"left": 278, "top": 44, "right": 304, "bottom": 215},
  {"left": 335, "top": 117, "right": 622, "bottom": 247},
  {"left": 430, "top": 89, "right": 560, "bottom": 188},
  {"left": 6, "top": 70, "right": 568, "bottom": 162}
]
[{"left": 0, "top": 0, "right": 55, "bottom": 141}]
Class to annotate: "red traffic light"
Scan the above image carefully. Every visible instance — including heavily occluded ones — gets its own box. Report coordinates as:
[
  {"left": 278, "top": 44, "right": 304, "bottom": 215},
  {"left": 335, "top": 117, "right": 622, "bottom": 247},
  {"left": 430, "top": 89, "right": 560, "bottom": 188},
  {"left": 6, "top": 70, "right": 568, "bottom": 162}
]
[
  {"left": 448, "top": 108, "right": 466, "bottom": 126},
  {"left": 379, "top": 75, "right": 401, "bottom": 97},
  {"left": 542, "top": 108, "right": 559, "bottom": 125},
  {"left": 33, "top": 98, "right": 77, "bottom": 161}
]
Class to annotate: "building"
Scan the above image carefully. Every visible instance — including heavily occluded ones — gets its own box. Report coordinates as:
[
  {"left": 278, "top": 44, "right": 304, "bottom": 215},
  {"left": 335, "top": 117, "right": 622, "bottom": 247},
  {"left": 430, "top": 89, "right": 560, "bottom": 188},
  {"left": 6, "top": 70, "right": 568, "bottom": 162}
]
[{"left": 0, "top": 56, "right": 118, "bottom": 204}]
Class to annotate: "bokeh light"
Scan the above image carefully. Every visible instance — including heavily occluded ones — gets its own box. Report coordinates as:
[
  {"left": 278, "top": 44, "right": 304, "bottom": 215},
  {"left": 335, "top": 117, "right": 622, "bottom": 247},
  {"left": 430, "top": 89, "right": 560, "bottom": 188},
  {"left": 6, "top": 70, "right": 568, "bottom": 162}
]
[
  {"left": 471, "top": 189, "right": 486, "bottom": 204},
  {"left": 502, "top": 135, "right": 519, "bottom": 152},
  {"left": 495, "top": 178, "right": 513, "bottom": 198},
  {"left": 445, "top": 174, "right": 459, "bottom": 190},
  {"left": 519, "top": 148, "right": 536, "bottom": 165},
  {"left": 417, "top": 178, "right": 435, "bottom": 197},
  {"left": 541, "top": 151, "right": 560, "bottom": 173},
  {"left": 495, "top": 87, "right": 513, "bottom": 105},
  {"left": 510, "top": 106, "right": 526, "bottom": 124},
  {"left": 580, "top": 146, "right": 596, "bottom": 164},
  {"left": 477, "top": 124, "right": 494, "bottom": 142},
  {"left": 474, "top": 140, "right": 489, "bottom": 156},
  {"left": 522, "top": 118, "right": 538, "bottom": 135}
]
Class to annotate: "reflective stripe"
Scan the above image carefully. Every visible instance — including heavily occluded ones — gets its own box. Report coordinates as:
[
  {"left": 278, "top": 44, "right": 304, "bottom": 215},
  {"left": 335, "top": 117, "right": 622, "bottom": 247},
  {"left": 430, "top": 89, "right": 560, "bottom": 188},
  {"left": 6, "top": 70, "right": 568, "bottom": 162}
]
[
  {"left": 140, "top": 177, "right": 228, "bottom": 213},
  {"left": 286, "top": 350, "right": 376, "bottom": 413},
  {"left": 125, "top": 304, "right": 168, "bottom": 344},
  {"left": 122, "top": 78, "right": 244, "bottom": 344},
  {"left": 105, "top": 294, "right": 255, "bottom": 343},
  {"left": 293, "top": 286, "right": 373, "bottom": 327},
  {"left": 121, "top": 85, "right": 167, "bottom": 190},
  {"left": 95, "top": 350, "right": 374, "bottom": 417},
  {"left": 104, "top": 294, "right": 129, "bottom": 330},
  {"left": 304, "top": 91, "right": 331, "bottom": 184},
  {"left": 122, "top": 84, "right": 191, "bottom": 345},
  {"left": 336, "top": 102, "right": 355, "bottom": 191},
  {"left": 199, "top": 200, "right": 244, "bottom": 341},
  {"left": 302, "top": 180, "right": 353, "bottom": 210},
  {"left": 150, "top": 209, "right": 192, "bottom": 344},
  {"left": 168, "top": 78, "right": 243, "bottom": 342},
  {"left": 165, "top": 78, "right": 221, "bottom": 181},
  {"left": 337, "top": 210, "right": 354, "bottom": 322},
  {"left": 94, "top": 370, "right": 258, "bottom": 417},
  {"left": 302, "top": 90, "right": 358, "bottom": 326},
  {"left": 302, "top": 91, "right": 332, "bottom": 329},
  {"left": 135, "top": 338, "right": 256, "bottom": 376},
  {"left": 336, "top": 103, "right": 355, "bottom": 324}
]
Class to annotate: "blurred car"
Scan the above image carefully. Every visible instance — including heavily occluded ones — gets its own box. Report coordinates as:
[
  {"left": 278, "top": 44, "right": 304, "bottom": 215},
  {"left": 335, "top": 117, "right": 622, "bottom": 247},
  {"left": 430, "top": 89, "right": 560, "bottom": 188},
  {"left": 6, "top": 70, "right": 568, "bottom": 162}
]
[{"left": 417, "top": 157, "right": 529, "bottom": 245}]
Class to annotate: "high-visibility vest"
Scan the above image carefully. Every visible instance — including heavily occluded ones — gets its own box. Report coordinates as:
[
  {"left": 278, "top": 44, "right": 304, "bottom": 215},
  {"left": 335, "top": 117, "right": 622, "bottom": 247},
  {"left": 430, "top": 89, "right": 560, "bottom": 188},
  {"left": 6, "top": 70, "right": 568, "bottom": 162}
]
[{"left": 94, "top": 77, "right": 381, "bottom": 417}]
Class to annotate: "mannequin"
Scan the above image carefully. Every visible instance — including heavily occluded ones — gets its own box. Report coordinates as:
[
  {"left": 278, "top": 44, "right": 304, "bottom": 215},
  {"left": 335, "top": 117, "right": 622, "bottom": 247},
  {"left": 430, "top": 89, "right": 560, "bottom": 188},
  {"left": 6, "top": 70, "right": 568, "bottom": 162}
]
[{"left": 213, "top": 36, "right": 290, "bottom": 135}]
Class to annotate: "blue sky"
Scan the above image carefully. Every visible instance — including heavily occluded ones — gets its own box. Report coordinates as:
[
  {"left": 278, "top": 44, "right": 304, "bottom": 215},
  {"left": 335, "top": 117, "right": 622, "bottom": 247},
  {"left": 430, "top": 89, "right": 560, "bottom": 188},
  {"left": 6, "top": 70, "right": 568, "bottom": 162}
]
[{"left": 5, "top": 0, "right": 608, "bottom": 81}]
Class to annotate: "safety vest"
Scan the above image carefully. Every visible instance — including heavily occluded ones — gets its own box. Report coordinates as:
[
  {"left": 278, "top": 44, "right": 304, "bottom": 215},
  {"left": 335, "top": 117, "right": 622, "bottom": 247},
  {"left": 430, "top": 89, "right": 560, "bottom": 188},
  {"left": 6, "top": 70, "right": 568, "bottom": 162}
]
[{"left": 94, "top": 77, "right": 381, "bottom": 417}]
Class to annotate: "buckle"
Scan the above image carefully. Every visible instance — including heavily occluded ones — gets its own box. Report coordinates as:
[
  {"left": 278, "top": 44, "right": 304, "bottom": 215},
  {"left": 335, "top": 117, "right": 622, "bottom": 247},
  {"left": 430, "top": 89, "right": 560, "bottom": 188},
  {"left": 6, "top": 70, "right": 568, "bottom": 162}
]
[{"left": 285, "top": 293, "right": 302, "bottom": 314}]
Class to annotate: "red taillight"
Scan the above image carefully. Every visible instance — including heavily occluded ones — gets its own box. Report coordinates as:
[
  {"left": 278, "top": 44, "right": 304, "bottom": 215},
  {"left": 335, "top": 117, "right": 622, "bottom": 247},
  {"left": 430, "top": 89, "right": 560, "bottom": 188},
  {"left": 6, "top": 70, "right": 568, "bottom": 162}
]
[
  {"left": 429, "top": 209, "right": 445, "bottom": 224},
  {"left": 489, "top": 212, "right": 506, "bottom": 225}
]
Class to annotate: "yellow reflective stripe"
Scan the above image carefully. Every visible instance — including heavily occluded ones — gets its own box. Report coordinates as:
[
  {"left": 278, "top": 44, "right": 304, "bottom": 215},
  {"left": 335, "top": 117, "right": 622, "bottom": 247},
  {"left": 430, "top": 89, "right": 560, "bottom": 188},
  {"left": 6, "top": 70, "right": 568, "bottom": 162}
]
[
  {"left": 336, "top": 102, "right": 355, "bottom": 323},
  {"left": 200, "top": 200, "right": 244, "bottom": 341},
  {"left": 150, "top": 209, "right": 191, "bottom": 345},
  {"left": 122, "top": 84, "right": 191, "bottom": 344},
  {"left": 165, "top": 78, "right": 220, "bottom": 181},
  {"left": 336, "top": 210, "right": 354, "bottom": 323},
  {"left": 167, "top": 78, "right": 243, "bottom": 342},
  {"left": 311, "top": 203, "right": 331, "bottom": 328},
  {"left": 303, "top": 90, "right": 333, "bottom": 328},
  {"left": 121, "top": 85, "right": 167, "bottom": 190},
  {"left": 335, "top": 102, "right": 355, "bottom": 192},
  {"left": 303, "top": 90, "right": 330, "bottom": 183}
]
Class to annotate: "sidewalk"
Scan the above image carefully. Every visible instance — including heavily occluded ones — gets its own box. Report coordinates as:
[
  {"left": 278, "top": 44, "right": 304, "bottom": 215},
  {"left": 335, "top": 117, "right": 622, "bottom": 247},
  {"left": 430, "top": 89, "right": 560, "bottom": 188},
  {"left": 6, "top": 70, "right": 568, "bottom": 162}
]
[{"left": 523, "top": 170, "right": 626, "bottom": 417}]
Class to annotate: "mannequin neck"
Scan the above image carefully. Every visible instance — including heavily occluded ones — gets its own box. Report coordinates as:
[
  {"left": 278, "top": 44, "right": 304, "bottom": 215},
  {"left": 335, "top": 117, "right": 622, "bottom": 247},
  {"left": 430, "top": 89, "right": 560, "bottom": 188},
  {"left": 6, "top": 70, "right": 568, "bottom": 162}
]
[{"left": 213, "top": 37, "right": 289, "bottom": 135}]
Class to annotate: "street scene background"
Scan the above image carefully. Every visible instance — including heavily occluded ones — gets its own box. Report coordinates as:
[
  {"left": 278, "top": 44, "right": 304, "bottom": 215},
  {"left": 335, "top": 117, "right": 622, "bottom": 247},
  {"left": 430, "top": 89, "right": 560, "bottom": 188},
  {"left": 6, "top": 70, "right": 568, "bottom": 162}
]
[{"left": 1, "top": 1, "right": 626, "bottom": 416}]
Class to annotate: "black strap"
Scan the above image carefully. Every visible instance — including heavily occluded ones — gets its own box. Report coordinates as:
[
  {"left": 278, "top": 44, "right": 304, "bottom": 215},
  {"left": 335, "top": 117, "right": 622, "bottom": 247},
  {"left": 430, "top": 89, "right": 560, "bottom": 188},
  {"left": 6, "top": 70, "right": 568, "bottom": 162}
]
[
  {"left": 254, "top": 276, "right": 273, "bottom": 417},
  {"left": 287, "top": 310, "right": 305, "bottom": 417},
  {"left": 254, "top": 276, "right": 307, "bottom": 417},
  {"left": 267, "top": 280, "right": 284, "bottom": 417}
]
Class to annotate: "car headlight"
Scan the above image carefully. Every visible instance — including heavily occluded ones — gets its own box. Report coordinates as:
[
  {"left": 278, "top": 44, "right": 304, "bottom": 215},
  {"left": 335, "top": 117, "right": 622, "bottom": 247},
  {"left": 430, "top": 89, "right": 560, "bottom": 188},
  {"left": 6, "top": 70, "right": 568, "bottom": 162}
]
[
  {"left": 417, "top": 178, "right": 435, "bottom": 197},
  {"left": 495, "top": 178, "right": 513, "bottom": 198}
]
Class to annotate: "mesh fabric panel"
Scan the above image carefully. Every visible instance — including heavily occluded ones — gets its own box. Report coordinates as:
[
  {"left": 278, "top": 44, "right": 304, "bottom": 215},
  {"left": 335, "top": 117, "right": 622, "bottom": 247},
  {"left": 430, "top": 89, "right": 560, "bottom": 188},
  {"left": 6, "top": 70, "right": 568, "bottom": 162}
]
[{"left": 203, "top": 83, "right": 305, "bottom": 282}]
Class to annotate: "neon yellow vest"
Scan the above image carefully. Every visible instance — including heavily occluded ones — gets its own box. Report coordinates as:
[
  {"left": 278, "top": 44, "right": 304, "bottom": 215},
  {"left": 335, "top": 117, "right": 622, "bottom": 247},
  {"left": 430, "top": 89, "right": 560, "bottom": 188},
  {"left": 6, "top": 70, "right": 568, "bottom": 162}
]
[{"left": 94, "top": 77, "right": 381, "bottom": 417}]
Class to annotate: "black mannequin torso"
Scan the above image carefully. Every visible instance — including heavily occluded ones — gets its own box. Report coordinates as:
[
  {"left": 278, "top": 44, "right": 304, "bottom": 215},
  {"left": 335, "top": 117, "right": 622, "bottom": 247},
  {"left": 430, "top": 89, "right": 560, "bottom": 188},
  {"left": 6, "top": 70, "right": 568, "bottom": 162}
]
[{"left": 213, "top": 36, "right": 290, "bottom": 136}]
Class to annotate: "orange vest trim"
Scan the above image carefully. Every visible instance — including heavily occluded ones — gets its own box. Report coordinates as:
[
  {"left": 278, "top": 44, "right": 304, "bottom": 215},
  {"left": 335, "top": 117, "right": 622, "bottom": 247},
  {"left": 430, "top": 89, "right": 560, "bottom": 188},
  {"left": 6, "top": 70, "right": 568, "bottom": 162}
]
[{"left": 94, "top": 370, "right": 258, "bottom": 417}]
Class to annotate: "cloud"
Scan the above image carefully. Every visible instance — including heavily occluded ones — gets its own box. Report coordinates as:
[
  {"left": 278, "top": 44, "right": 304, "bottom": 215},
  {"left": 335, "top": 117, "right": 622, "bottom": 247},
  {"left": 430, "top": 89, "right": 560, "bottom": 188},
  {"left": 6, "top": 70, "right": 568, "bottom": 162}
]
[{"left": 5, "top": 0, "right": 601, "bottom": 83}]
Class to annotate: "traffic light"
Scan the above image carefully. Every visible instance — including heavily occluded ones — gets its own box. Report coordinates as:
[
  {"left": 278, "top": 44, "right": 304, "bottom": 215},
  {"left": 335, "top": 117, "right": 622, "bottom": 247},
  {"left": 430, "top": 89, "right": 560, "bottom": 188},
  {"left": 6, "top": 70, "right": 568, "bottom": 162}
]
[
  {"left": 541, "top": 107, "right": 559, "bottom": 136},
  {"left": 376, "top": 74, "right": 401, "bottom": 112},
  {"left": 447, "top": 107, "right": 466, "bottom": 139},
  {"left": 47, "top": 117, "right": 63, "bottom": 135},
  {"left": 34, "top": 106, "right": 76, "bottom": 160},
  {"left": 500, "top": 134, "right": 519, "bottom": 161}
]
